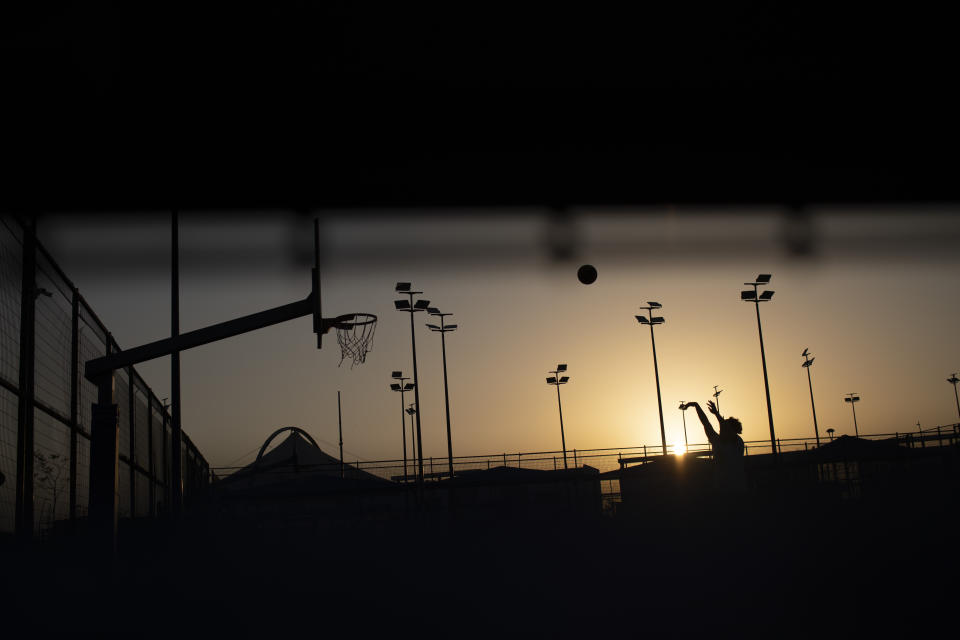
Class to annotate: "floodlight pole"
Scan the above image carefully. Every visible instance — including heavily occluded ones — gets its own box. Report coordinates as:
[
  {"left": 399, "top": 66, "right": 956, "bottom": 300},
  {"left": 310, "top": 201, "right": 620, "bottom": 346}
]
[
  {"left": 744, "top": 279, "right": 777, "bottom": 455},
  {"left": 649, "top": 319, "right": 666, "bottom": 456},
  {"left": 400, "top": 392, "right": 408, "bottom": 483},
  {"left": 947, "top": 374, "right": 960, "bottom": 422},
  {"left": 679, "top": 402, "right": 689, "bottom": 449},
  {"left": 390, "top": 374, "right": 413, "bottom": 483},
  {"left": 803, "top": 352, "right": 820, "bottom": 447},
  {"left": 546, "top": 368, "right": 569, "bottom": 469},
  {"left": 407, "top": 403, "right": 418, "bottom": 459},
  {"left": 712, "top": 386, "right": 722, "bottom": 414},
  {"left": 845, "top": 393, "right": 860, "bottom": 437},
  {"left": 439, "top": 318, "right": 455, "bottom": 479},
  {"left": 406, "top": 404, "right": 418, "bottom": 478},
  {"left": 555, "top": 382, "right": 568, "bottom": 470},
  {"left": 427, "top": 307, "right": 457, "bottom": 478},
  {"left": 397, "top": 289, "right": 427, "bottom": 485},
  {"left": 637, "top": 305, "right": 667, "bottom": 456}
]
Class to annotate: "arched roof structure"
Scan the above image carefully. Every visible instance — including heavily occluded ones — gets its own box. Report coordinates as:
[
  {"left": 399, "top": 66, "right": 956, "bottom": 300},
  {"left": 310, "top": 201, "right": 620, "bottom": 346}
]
[{"left": 255, "top": 426, "right": 320, "bottom": 465}]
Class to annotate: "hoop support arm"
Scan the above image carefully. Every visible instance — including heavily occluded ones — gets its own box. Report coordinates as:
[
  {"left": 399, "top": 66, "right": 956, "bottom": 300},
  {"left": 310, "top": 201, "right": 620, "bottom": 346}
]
[{"left": 85, "top": 294, "right": 336, "bottom": 381}]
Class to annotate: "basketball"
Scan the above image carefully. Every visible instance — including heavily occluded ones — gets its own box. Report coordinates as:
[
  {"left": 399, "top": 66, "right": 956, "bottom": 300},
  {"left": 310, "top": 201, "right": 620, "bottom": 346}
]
[{"left": 577, "top": 264, "right": 597, "bottom": 284}]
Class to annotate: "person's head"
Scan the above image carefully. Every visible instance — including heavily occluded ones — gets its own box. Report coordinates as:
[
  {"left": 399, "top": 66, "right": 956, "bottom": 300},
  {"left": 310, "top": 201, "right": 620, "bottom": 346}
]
[{"left": 720, "top": 417, "right": 743, "bottom": 439}]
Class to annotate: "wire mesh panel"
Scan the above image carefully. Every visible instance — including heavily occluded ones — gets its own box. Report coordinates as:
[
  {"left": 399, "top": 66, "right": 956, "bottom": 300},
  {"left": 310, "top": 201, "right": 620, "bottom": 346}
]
[
  {"left": 116, "top": 368, "right": 130, "bottom": 462},
  {"left": 0, "top": 386, "right": 18, "bottom": 533},
  {"left": 151, "top": 403, "right": 164, "bottom": 484},
  {"left": 77, "top": 307, "right": 107, "bottom": 436},
  {"left": 135, "top": 470, "right": 150, "bottom": 518},
  {"left": 0, "top": 219, "right": 22, "bottom": 387},
  {"left": 0, "top": 216, "right": 209, "bottom": 534},
  {"left": 0, "top": 220, "right": 23, "bottom": 531},
  {"left": 0, "top": 219, "right": 19, "bottom": 536},
  {"left": 118, "top": 460, "right": 131, "bottom": 519},
  {"left": 33, "top": 408, "right": 70, "bottom": 533},
  {"left": 75, "top": 433, "right": 90, "bottom": 519},
  {"left": 33, "top": 252, "right": 73, "bottom": 418},
  {"left": 164, "top": 426, "right": 172, "bottom": 497},
  {"left": 134, "top": 383, "right": 149, "bottom": 469},
  {"left": 181, "top": 442, "right": 188, "bottom": 498}
]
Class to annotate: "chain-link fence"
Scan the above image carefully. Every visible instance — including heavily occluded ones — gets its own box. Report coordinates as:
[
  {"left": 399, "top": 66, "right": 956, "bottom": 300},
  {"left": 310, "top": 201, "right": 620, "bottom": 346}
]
[{"left": 0, "top": 216, "right": 209, "bottom": 537}]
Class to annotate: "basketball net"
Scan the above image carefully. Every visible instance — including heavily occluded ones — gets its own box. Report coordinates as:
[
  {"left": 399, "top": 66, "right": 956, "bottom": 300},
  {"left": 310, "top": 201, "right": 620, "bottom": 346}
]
[{"left": 334, "top": 313, "right": 377, "bottom": 367}]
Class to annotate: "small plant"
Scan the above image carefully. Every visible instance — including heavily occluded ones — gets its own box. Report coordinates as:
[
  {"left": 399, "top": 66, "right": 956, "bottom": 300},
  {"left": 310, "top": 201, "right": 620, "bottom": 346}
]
[{"left": 34, "top": 451, "right": 67, "bottom": 528}]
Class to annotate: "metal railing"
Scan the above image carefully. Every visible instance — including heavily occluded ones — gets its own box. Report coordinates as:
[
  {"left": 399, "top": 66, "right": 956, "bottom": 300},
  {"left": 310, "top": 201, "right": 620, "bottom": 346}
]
[
  {"left": 210, "top": 423, "right": 960, "bottom": 490},
  {"left": 0, "top": 215, "right": 210, "bottom": 537}
]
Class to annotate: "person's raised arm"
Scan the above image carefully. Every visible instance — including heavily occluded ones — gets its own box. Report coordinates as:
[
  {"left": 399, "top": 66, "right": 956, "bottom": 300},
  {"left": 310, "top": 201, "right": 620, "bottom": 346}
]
[{"left": 686, "top": 401, "right": 719, "bottom": 445}]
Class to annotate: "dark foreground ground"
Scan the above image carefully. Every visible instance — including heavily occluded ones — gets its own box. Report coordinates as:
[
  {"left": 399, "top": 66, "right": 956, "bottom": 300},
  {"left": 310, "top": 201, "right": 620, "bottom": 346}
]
[{"left": 3, "top": 484, "right": 957, "bottom": 637}]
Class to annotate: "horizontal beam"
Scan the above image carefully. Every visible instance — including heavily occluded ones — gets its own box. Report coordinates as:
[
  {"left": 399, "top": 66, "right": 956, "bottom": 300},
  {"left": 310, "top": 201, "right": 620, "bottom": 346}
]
[{"left": 85, "top": 295, "right": 315, "bottom": 380}]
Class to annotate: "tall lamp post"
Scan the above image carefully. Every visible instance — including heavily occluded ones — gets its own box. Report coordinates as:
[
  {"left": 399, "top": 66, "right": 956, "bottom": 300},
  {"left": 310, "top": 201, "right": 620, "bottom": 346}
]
[
  {"left": 844, "top": 393, "right": 861, "bottom": 437},
  {"left": 947, "top": 373, "right": 960, "bottom": 423},
  {"left": 741, "top": 274, "right": 777, "bottom": 455},
  {"left": 395, "top": 283, "right": 430, "bottom": 485},
  {"left": 405, "top": 404, "right": 418, "bottom": 473},
  {"left": 802, "top": 348, "right": 821, "bottom": 447},
  {"left": 636, "top": 302, "right": 667, "bottom": 456},
  {"left": 426, "top": 308, "right": 458, "bottom": 480},
  {"left": 678, "top": 401, "right": 689, "bottom": 450},
  {"left": 712, "top": 385, "right": 723, "bottom": 414},
  {"left": 389, "top": 371, "right": 415, "bottom": 483},
  {"left": 546, "top": 364, "right": 570, "bottom": 469}
]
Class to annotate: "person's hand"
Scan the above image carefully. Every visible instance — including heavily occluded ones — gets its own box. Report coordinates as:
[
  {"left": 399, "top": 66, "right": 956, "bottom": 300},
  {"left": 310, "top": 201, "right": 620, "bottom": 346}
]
[{"left": 707, "top": 400, "right": 720, "bottom": 416}]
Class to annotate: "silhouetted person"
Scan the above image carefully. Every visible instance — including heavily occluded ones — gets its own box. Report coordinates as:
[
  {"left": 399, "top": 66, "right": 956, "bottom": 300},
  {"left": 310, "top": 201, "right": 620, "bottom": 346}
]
[{"left": 686, "top": 400, "right": 746, "bottom": 493}]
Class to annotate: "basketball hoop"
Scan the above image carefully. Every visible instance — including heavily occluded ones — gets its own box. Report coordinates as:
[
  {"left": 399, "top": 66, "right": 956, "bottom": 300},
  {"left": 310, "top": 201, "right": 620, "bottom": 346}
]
[{"left": 331, "top": 313, "right": 377, "bottom": 367}]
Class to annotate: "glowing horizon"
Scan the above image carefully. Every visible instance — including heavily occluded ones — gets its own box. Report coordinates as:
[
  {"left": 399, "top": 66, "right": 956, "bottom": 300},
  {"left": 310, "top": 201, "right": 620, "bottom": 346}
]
[{"left": 36, "top": 213, "right": 960, "bottom": 469}]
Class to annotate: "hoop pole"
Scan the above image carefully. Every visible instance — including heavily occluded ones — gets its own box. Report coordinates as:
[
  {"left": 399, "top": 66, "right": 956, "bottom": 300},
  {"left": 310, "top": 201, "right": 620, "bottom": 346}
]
[
  {"left": 86, "top": 296, "right": 313, "bottom": 379},
  {"left": 338, "top": 391, "right": 344, "bottom": 480}
]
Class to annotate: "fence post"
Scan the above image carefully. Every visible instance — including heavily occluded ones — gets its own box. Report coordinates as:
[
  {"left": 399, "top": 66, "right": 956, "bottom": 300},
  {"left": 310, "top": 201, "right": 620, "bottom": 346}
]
[
  {"left": 573, "top": 449, "right": 577, "bottom": 468},
  {"left": 69, "top": 287, "right": 79, "bottom": 525},
  {"left": 171, "top": 212, "right": 183, "bottom": 516},
  {"left": 518, "top": 453, "right": 521, "bottom": 469},
  {"left": 937, "top": 425, "right": 942, "bottom": 447},
  {"left": 128, "top": 367, "right": 135, "bottom": 517},
  {"left": 89, "top": 333, "right": 119, "bottom": 555},
  {"left": 15, "top": 215, "right": 37, "bottom": 542},
  {"left": 147, "top": 395, "right": 154, "bottom": 516},
  {"left": 503, "top": 452, "right": 506, "bottom": 466},
  {"left": 553, "top": 456, "right": 556, "bottom": 470},
  {"left": 162, "top": 404, "right": 169, "bottom": 512}
]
